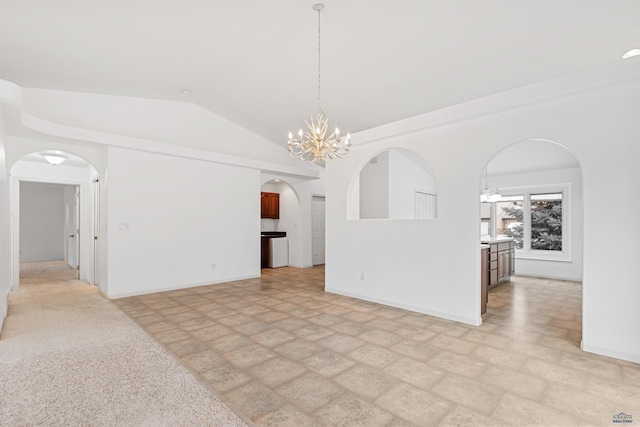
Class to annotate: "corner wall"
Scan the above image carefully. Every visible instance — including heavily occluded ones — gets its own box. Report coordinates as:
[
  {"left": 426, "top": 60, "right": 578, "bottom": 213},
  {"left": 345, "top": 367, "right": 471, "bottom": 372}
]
[
  {"left": 0, "top": 116, "right": 10, "bottom": 332},
  {"left": 107, "top": 147, "right": 261, "bottom": 297},
  {"left": 326, "top": 78, "right": 640, "bottom": 363}
]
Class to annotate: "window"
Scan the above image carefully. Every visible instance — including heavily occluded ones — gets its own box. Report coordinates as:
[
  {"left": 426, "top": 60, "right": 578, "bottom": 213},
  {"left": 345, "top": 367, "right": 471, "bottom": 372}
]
[
  {"left": 482, "top": 185, "right": 569, "bottom": 260},
  {"left": 480, "top": 195, "right": 523, "bottom": 248},
  {"left": 530, "top": 193, "right": 562, "bottom": 251},
  {"left": 496, "top": 196, "right": 524, "bottom": 249}
]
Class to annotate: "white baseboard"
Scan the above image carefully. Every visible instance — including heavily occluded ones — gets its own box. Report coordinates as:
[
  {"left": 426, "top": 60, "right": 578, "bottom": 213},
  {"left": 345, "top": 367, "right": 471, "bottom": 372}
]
[
  {"left": 582, "top": 341, "right": 640, "bottom": 364},
  {"left": 0, "top": 287, "right": 9, "bottom": 336},
  {"left": 108, "top": 274, "right": 261, "bottom": 299},
  {"left": 514, "top": 272, "right": 583, "bottom": 282},
  {"left": 325, "top": 287, "right": 480, "bottom": 326}
]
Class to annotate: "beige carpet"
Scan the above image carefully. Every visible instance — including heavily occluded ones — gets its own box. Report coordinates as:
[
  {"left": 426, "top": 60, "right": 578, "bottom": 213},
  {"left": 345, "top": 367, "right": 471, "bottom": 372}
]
[{"left": 0, "top": 261, "right": 248, "bottom": 426}]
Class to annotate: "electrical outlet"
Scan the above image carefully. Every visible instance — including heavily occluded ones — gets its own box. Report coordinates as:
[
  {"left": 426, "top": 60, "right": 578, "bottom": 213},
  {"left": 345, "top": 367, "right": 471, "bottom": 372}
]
[
  {"left": 211, "top": 263, "right": 216, "bottom": 269},
  {"left": 360, "top": 273, "right": 365, "bottom": 281}
]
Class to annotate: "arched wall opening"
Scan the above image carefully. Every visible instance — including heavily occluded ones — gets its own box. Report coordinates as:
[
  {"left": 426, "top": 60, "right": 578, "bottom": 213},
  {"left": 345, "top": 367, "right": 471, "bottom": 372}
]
[
  {"left": 480, "top": 138, "right": 583, "bottom": 281},
  {"left": 348, "top": 147, "right": 438, "bottom": 220},
  {"left": 9, "top": 150, "right": 102, "bottom": 294},
  {"left": 260, "top": 178, "right": 302, "bottom": 269},
  {"left": 479, "top": 138, "right": 584, "bottom": 344}
]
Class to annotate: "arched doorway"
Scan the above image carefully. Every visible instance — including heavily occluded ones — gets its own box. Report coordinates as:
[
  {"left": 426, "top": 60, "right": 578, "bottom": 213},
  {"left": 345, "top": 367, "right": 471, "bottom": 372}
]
[
  {"left": 480, "top": 139, "right": 583, "bottom": 346},
  {"left": 10, "top": 150, "right": 101, "bottom": 290},
  {"left": 260, "top": 178, "right": 302, "bottom": 269}
]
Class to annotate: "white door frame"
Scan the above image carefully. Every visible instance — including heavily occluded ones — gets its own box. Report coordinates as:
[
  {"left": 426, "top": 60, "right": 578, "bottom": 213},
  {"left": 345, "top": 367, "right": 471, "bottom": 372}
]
[
  {"left": 92, "top": 178, "right": 100, "bottom": 286},
  {"left": 10, "top": 175, "right": 96, "bottom": 289},
  {"left": 311, "top": 195, "right": 326, "bottom": 266}
]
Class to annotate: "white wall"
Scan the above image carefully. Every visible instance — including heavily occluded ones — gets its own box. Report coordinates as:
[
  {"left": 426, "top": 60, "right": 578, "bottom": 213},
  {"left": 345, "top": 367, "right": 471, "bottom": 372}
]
[
  {"left": 327, "top": 76, "right": 640, "bottom": 364},
  {"left": 0, "top": 117, "right": 11, "bottom": 331},
  {"left": 107, "top": 146, "right": 261, "bottom": 297},
  {"left": 359, "top": 151, "right": 389, "bottom": 219},
  {"left": 388, "top": 149, "right": 437, "bottom": 219},
  {"left": 491, "top": 167, "right": 583, "bottom": 281},
  {"left": 21, "top": 88, "right": 312, "bottom": 167},
  {"left": 19, "top": 182, "right": 66, "bottom": 262}
]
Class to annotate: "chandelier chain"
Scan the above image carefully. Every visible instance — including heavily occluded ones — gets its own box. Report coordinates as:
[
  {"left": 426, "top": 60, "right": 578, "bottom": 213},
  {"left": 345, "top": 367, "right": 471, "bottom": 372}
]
[{"left": 317, "top": 6, "right": 321, "bottom": 113}]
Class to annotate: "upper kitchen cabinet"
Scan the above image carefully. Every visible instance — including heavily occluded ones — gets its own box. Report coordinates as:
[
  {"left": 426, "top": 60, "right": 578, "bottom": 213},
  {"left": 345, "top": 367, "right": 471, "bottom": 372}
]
[{"left": 261, "top": 192, "right": 280, "bottom": 219}]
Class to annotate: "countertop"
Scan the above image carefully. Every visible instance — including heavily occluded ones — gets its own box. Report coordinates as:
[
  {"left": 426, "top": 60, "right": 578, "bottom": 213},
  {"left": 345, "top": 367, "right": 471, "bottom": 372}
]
[
  {"left": 261, "top": 231, "right": 287, "bottom": 238},
  {"left": 481, "top": 237, "right": 514, "bottom": 244}
]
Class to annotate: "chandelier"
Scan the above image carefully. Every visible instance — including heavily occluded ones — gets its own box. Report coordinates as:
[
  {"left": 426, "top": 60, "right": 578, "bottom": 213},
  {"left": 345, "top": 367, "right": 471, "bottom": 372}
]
[
  {"left": 480, "top": 167, "right": 502, "bottom": 202},
  {"left": 288, "top": 3, "right": 351, "bottom": 164}
]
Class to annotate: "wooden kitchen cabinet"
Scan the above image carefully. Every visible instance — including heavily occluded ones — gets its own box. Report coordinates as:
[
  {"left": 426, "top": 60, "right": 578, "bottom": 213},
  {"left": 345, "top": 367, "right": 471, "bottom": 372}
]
[
  {"left": 481, "top": 247, "right": 488, "bottom": 314},
  {"left": 498, "top": 250, "right": 509, "bottom": 282},
  {"left": 486, "top": 239, "right": 515, "bottom": 288},
  {"left": 261, "top": 236, "right": 270, "bottom": 268},
  {"left": 261, "top": 192, "right": 280, "bottom": 219},
  {"left": 510, "top": 247, "right": 516, "bottom": 276}
]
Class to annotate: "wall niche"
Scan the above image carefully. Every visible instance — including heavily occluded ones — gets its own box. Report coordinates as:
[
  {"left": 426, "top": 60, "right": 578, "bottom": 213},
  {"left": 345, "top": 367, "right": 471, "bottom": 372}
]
[{"left": 359, "top": 148, "right": 437, "bottom": 220}]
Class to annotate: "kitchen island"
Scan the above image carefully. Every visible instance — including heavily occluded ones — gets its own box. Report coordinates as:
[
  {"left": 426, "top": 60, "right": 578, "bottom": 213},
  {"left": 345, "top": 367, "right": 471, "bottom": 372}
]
[{"left": 481, "top": 237, "right": 515, "bottom": 289}]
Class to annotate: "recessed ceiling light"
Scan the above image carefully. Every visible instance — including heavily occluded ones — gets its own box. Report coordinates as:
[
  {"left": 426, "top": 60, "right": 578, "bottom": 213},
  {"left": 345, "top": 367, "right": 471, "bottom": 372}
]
[
  {"left": 622, "top": 48, "right": 640, "bottom": 59},
  {"left": 180, "top": 89, "right": 191, "bottom": 95}
]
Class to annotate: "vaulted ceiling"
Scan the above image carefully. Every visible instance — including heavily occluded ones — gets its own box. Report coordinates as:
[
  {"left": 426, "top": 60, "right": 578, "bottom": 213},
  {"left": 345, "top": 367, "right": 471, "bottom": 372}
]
[{"left": 1, "top": 1, "right": 639, "bottom": 148}]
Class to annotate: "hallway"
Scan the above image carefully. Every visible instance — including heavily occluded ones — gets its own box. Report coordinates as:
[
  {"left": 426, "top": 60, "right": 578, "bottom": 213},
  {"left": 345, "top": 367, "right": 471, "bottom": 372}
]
[{"left": 0, "top": 261, "right": 246, "bottom": 426}]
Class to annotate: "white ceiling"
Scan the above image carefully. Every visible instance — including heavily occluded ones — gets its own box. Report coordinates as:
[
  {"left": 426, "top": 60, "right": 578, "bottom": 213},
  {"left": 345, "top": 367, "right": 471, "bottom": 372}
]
[{"left": 1, "top": 1, "right": 639, "bottom": 148}]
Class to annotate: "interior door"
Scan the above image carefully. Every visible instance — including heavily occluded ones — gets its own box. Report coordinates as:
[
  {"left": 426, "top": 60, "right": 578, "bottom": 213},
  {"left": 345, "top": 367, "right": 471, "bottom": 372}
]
[
  {"left": 75, "top": 186, "right": 80, "bottom": 279},
  {"left": 66, "top": 185, "right": 80, "bottom": 279},
  {"left": 92, "top": 178, "right": 100, "bottom": 286},
  {"left": 311, "top": 196, "right": 326, "bottom": 265}
]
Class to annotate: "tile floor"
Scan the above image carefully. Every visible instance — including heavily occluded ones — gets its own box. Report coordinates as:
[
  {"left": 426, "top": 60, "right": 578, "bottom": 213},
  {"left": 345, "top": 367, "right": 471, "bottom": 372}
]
[{"left": 114, "top": 267, "right": 640, "bottom": 426}]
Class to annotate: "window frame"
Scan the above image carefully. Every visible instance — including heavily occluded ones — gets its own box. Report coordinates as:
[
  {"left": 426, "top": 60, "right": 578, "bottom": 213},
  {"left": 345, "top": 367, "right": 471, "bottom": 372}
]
[{"left": 498, "top": 183, "right": 571, "bottom": 262}]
